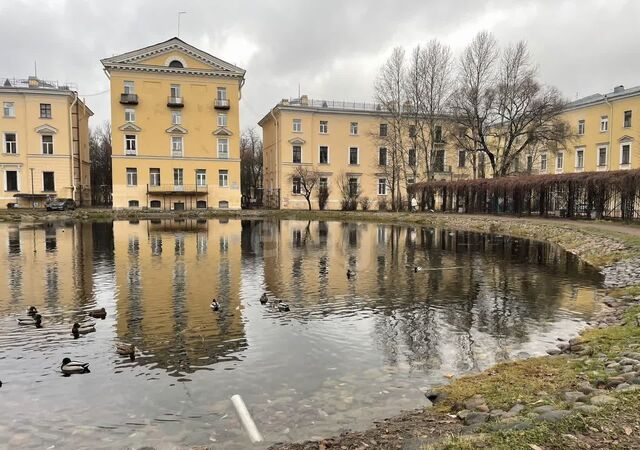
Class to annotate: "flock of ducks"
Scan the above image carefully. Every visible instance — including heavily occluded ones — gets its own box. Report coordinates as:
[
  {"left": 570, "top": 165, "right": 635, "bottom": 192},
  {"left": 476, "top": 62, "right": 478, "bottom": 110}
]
[
  {"left": 210, "top": 293, "right": 290, "bottom": 312},
  {"left": 15, "top": 306, "right": 135, "bottom": 376}
]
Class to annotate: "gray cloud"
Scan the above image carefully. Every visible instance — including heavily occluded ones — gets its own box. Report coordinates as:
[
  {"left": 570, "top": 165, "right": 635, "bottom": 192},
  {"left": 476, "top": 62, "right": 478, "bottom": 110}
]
[{"left": 1, "top": 0, "right": 638, "bottom": 131}]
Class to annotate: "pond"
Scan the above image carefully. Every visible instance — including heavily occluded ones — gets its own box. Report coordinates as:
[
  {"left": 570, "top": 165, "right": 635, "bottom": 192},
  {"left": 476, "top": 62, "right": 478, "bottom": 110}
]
[{"left": 0, "top": 219, "right": 602, "bottom": 449}]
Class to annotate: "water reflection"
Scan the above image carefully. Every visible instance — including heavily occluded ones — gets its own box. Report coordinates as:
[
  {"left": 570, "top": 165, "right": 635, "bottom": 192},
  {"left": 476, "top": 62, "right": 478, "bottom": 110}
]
[{"left": 0, "top": 219, "right": 601, "bottom": 449}]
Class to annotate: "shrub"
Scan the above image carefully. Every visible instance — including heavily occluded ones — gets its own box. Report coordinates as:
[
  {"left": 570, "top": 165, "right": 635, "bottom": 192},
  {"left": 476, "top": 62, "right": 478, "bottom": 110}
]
[
  {"left": 360, "top": 197, "right": 371, "bottom": 211},
  {"left": 318, "top": 186, "right": 330, "bottom": 210}
]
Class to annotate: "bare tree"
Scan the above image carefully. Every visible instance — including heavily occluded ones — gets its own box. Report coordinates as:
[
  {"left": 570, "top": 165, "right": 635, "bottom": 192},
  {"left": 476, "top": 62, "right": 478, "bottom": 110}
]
[
  {"left": 336, "top": 171, "right": 361, "bottom": 211},
  {"left": 289, "top": 165, "right": 319, "bottom": 210},
  {"left": 450, "top": 32, "right": 570, "bottom": 177},
  {"left": 240, "top": 128, "right": 263, "bottom": 204},
  {"left": 89, "top": 121, "right": 112, "bottom": 206}
]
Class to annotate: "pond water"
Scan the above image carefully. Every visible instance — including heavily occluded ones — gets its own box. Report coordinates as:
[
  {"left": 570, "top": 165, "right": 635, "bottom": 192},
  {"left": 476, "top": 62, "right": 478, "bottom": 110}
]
[{"left": 0, "top": 219, "right": 602, "bottom": 449}]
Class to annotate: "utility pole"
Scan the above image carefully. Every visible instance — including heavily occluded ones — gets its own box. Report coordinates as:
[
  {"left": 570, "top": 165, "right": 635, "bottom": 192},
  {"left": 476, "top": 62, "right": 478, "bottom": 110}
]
[{"left": 177, "top": 11, "right": 187, "bottom": 37}]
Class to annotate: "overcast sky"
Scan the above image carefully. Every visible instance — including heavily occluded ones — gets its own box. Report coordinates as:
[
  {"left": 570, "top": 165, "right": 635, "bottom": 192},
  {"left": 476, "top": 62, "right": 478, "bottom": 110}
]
[{"left": 2, "top": 0, "right": 638, "bottom": 134}]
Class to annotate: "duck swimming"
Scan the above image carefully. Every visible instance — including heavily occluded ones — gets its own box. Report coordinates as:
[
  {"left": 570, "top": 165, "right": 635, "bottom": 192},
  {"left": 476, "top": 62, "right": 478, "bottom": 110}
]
[
  {"left": 116, "top": 342, "right": 136, "bottom": 359},
  {"left": 60, "top": 358, "right": 90, "bottom": 375},
  {"left": 88, "top": 307, "right": 107, "bottom": 319},
  {"left": 27, "top": 306, "right": 38, "bottom": 316},
  {"left": 276, "top": 300, "right": 290, "bottom": 312},
  {"left": 18, "top": 314, "right": 42, "bottom": 328},
  {"left": 210, "top": 299, "right": 220, "bottom": 311},
  {"left": 71, "top": 322, "right": 95, "bottom": 338},
  {"left": 260, "top": 293, "right": 269, "bottom": 304},
  {"left": 414, "top": 266, "right": 423, "bottom": 273},
  {"left": 347, "top": 269, "right": 354, "bottom": 279}
]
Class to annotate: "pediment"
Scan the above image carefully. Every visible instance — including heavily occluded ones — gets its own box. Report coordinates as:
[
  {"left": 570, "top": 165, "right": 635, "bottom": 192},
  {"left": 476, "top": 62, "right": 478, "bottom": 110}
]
[
  {"left": 619, "top": 135, "right": 634, "bottom": 142},
  {"left": 34, "top": 124, "right": 58, "bottom": 134},
  {"left": 213, "top": 127, "right": 233, "bottom": 136},
  {"left": 288, "top": 137, "right": 306, "bottom": 145},
  {"left": 166, "top": 125, "right": 188, "bottom": 134},
  {"left": 118, "top": 123, "right": 142, "bottom": 132}
]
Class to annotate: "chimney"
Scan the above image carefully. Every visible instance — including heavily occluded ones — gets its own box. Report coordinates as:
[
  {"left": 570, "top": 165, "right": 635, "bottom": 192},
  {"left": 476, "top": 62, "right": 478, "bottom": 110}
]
[
  {"left": 300, "top": 95, "right": 309, "bottom": 106},
  {"left": 281, "top": 98, "right": 290, "bottom": 105},
  {"left": 613, "top": 85, "right": 624, "bottom": 93},
  {"left": 28, "top": 76, "right": 39, "bottom": 88}
]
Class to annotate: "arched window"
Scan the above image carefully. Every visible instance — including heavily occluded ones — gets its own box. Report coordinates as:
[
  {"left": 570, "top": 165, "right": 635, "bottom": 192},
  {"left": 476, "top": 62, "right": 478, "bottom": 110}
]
[
  {"left": 196, "top": 200, "right": 207, "bottom": 209},
  {"left": 168, "top": 60, "right": 184, "bottom": 68},
  {"left": 218, "top": 200, "right": 229, "bottom": 209},
  {"left": 128, "top": 200, "right": 139, "bottom": 208},
  {"left": 150, "top": 200, "right": 161, "bottom": 208}
]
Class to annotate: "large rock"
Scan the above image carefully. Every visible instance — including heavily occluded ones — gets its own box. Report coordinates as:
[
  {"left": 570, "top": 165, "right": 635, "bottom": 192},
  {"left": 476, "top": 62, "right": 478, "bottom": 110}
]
[
  {"left": 532, "top": 405, "right": 556, "bottom": 414},
  {"left": 464, "top": 412, "right": 490, "bottom": 426},
  {"left": 574, "top": 405, "right": 601, "bottom": 415},
  {"left": 537, "top": 410, "right": 572, "bottom": 422},
  {"left": 464, "top": 395, "right": 488, "bottom": 412},
  {"left": 423, "top": 391, "right": 448, "bottom": 404},
  {"left": 590, "top": 395, "right": 618, "bottom": 406},
  {"left": 504, "top": 403, "right": 524, "bottom": 418},
  {"left": 563, "top": 391, "right": 589, "bottom": 403}
]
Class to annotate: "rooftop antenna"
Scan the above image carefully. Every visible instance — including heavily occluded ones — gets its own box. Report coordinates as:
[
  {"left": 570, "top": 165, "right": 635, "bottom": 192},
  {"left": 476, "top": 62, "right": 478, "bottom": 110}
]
[{"left": 177, "top": 11, "right": 187, "bottom": 38}]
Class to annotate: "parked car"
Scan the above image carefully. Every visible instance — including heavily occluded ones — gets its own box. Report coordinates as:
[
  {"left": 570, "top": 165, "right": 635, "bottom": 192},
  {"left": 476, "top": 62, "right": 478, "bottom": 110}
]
[{"left": 46, "top": 198, "right": 76, "bottom": 211}]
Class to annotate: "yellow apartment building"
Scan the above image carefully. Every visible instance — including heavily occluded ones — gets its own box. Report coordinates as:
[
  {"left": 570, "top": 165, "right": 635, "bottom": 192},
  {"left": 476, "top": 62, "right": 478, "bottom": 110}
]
[
  {"left": 102, "top": 38, "right": 245, "bottom": 210},
  {"left": 259, "top": 96, "right": 461, "bottom": 210},
  {"left": 0, "top": 77, "right": 92, "bottom": 208}
]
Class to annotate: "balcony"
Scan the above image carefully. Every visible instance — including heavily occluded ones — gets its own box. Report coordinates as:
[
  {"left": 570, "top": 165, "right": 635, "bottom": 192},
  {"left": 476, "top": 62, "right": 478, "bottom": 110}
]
[
  {"left": 214, "top": 98, "right": 230, "bottom": 110},
  {"left": 147, "top": 184, "right": 208, "bottom": 195},
  {"left": 120, "top": 93, "right": 139, "bottom": 105},
  {"left": 171, "top": 149, "right": 183, "bottom": 158},
  {"left": 167, "top": 96, "right": 184, "bottom": 108}
]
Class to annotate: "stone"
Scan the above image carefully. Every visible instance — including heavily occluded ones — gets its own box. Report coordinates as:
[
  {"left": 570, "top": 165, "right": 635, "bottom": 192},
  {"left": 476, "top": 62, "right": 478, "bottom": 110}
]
[
  {"left": 577, "top": 383, "right": 595, "bottom": 395},
  {"left": 590, "top": 395, "right": 618, "bottom": 406},
  {"left": 464, "top": 412, "right": 490, "bottom": 426},
  {"left": 464, "top": 395, "right": 488, "bottom": 412},
  {"left": 619, "top": 357, "right": 639, "bottom": 366},
  {"left": 546, "top": 349, "right": 562, "bottom": 355},
  {"left": 504, "top": 403, "right": 524, "bottom": 418},
  {"left": 490, "top": 409, "right": 506, "bottom": 419},
  {"left": 537, "top": 410, "right": 572, "bottom": 422},
  {"left": 629, "top": 377, "right": 640, "bottom": 385},
  {"left": 457, "top": 409, "right": 471, "bottom": 420},
  {"left": 557, "top": 342, "right": 570, "bottom": 351},
  {"left": 424, "top": 391, "right": 448, "bottom": 404},
  {"left": 574, "top": 405, "right": 601, "bottom": 415},
  {"left": 563, "top": 391, "right": 589, "bottom": 403},
  {"left": 616, "top": 383, "right": 631, "bottom": 390},
  {"left": 532, "top": 405, "right": 556, "bottom": 414}
]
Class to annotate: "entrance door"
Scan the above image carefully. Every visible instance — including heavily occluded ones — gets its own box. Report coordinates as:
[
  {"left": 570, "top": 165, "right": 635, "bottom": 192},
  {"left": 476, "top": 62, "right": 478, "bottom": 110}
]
[{"left": 174, "top": 202, "right": 185, "bottom": 211}]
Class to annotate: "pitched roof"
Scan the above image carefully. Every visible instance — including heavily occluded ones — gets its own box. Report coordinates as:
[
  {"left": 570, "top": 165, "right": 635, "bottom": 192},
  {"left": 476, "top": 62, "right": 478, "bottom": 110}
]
[{"left": 565, "top": 85, "right": 640, "bottom": 110}]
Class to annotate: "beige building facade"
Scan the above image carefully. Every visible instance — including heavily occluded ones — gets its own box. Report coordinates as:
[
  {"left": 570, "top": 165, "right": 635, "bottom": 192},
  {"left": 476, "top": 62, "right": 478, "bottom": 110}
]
[
  {"left": 0, "top": 77, "right": 92, "bottom": 208},
  {"left": 102, "top": 38, "right": 245, "bottom": 210}
]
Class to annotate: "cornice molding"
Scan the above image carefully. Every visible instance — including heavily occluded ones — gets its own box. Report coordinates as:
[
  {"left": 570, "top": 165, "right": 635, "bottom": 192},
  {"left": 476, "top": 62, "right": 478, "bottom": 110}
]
[
  {"left": 118, "top": 123, "right": 142, "bottom": 132},
  {"left": 166, "top": 125, "right": 188, "bottom": 134},
  {"left": 34, "top": 124, "right": 58, "bottom": 134},
  {"left": 213, "top": 127, "right": 233, "bottom": 136}
]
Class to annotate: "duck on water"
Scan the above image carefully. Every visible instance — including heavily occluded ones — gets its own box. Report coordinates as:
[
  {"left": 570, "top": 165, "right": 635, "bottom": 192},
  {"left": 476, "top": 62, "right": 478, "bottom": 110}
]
[
  {"left": 60, "top": 358, "right": 90, "bottom": 375},
  {"left": 17, "top": 314, "right": 42, "bottom": 328}
]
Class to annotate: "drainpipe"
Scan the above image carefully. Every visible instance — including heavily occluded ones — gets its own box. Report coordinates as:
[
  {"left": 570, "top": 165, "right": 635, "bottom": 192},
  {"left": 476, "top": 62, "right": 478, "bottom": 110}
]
[
  {"left": 604, "top": 94, "right": 613, "bottom": 168},
  {"left": 68, "top": 91, "right": 79, "bottom": 202},
  {"left": 269, "top": 108, "right": 279, "bottom": 199}
]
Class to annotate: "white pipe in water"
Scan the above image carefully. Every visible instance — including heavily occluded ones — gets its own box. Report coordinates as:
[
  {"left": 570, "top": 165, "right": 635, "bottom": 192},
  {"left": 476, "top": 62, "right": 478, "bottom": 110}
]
[{"left": 231, "top": 394, "right": 264, "bottom": 443}]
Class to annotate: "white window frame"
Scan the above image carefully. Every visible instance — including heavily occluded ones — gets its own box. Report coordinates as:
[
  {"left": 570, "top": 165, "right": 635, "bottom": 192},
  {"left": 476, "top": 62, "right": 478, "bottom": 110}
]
[
  {"left": 174, "top": 168, "right": 184, "bottom": 186},
  {"left": 41, "top": 135, "right": 54, "bottom": 155},
  {"left": 597, "top": 145, "right": 608, "bottom": 169},
  {"left": 126, "top": 168, "right": 137, "bottom": 187},
  {"left": 600, "top": 116, "right": 608, "bottom": 132},
  {"left": 319, "top": 120, "right": 328, "bottom": 134},
  {"left": 125, "top": 108, "right": 136, "bottom": 122},
  {"left": 378, "top": 178, "right": 387, "bottom": 195},
  {"left": 292, "top": 145, "right": 302, "bottom": 164},
  {"left": 577, "top": 120, "right": 585, "bottom": 135},
  {"left": 623, "top": 110, "right": 632, "bottom": 128},
  {"left": 620, "top": 142, "right": 632, "bottom": 166},
  {"left": 3, "top": 132, "right": 17, "bottom": 154},
  {"left": 123, "top": 81, "right": 135, "bottom": 94},
  {"left": 3, "top": 102, "right": 15, "bottom": 118},
  {"left": 170, "top": 84, "right": 181, "bottom": 98},
  {"left": 292, "top": 176, "right": 301, "bottom": 194},
  {"left": 350, "top": 122, "right": 358, "bottom": 135},
  {"left": 171, "top": 136, "right": 183, "bottom": 157},
  {"left": 318, "top": 145, "right": 329, "bottom": 164},
  {"left": 125, "top": 134, "right": 137, "bottom": 155},
  {"left": 218, "top": 169, "right": 229, "bottom": 188},
  {"left": 217, "top": 138, "right": 229, "bottom": 159},
  {"left": 555, "top": 151, "right": 564, "bottom": 172},
  {"left": 217, "top": 113, "right": 227, "bottom": 127},
  {"left": 292, "top": 118, "right": 302, "bottom": 132},
  {"left": 172, "top": 110, "right": 181, "bottom": 125},
  {"left": 540, "top": 153, "right": 548, "bottom": 172},
  {"left": 319, "top": 177, "right": 328, "bottom": 190},
  {"left": 348, "top": 147, "right": 359, "bottom": 165},
  {"left": 4, "top": 170, "right": 19, "bottom": 192},
  {"left": 217, "top": 87, "right": 227, "bottom": 100},
  {"left": 149, "top": 168, "right": 161, "bottom": 186},
  {"left": 196, "top": 169, "right": 207, "bottom": 186},
  {"left": 575, "top": 148, "right": 585, "bottom": 169},
  {"left": 378, "top": 147, "right": 387, "bottom": 166}
]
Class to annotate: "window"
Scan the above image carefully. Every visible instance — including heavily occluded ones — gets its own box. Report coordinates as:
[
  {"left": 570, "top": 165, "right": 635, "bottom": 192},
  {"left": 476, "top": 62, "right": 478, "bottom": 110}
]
[
  {"left": 41, "top": 135, "right": 53, "bottom": 154},
  {"left": 170, "top": 84, "right": 181, "bottom": 98},
  {"left": 40, "top": 103, "right": 51, "bottom": 119},
  {"left": 409, "top": 125, "right": 416, "bottom": 138},
  {"left": 577, "top": 120, "right": 585, "bottom": 135},
  {"left": 125, "top": 109, "right": 135, "bottom": 122},
  {"left": 600, "top": 116, "right": 608, "bottom": 132},
  {"left": 292, "top": 145, "right": 302, "bottom": 163},
  {"left": 540, "top": 153, "right": 548, "bottom": 171},
  {"left": 379, "top": 147, "right": 387, "bottom": 166},
  {"left": 168, "top": 60, "right": 184, "bottom": 68},
  {"left": 434, "top": 149, "right": 445, "bottom": 172},
  {"left": 319, "top": 177, "right": 328, "bottom": 189},
  {"left": 217, "top": 138, "right": 229, "bottom": 158},
  {"left": 174, "top": 168, "right": 184, "bottom": 186},
  {"left": 292, "top": 176, "right": 301, "bottom": 194},
  {"left": 293, "top": 119, "right": 302, "bottom": 132},
  {"left": 128, "top": 200, "right": 139, "bottom": 208},
  {"left": 348, "top": 177, "right": 359, "bottom": 197},
  {"left": 126, "top": 168, "right": 137, "bottom": 186},
  {"left": 556, "top": 152, "right": 564, "bottom": 170},
  {"left": 172, "top": 111, "right": 181, "bottom": 125},
  {"left": 319, "top": 146, "right": 329, "bottom": 164},
  {"left": 526, "top": 155, "right": 533, "bottom": 171},
  {"left": 458, "top": 149, "right": 466, "bottom": 168},
  {"left": 319, "top": 120, "right": 328, "bottom": 134},
  {"left": 379, "top": 123, "right": 388, "bottom": 137},
  {"left": 350, "top": 122, "right": 358, "bottom": 135},
  {"left": 150, "top": 200, "right": 161, "bottom": 208},
  {"left": 171, "top": 136, "right": 183, "bottom": 156},
  {"left": 196, "top": 169, "right": 207, "bottom": 186},
  {"left": 624, "top": 110, "right": 632, "bottom": 128},
  {"left": 42, "top": 172, "right": 55, "bottom": 192},
  {"left": 434, "top": 125, "right": 443, "bottom": 143},
  {"left": 408, "top": 148, "right": 416, "bottom": 167},
  {"left": 4, "top": 133, "right": 17, "bottom": 154},
  {"left": 598, "top": 146, "right": 608, "bottom": 166},
  {"left": 3, "top": 102, "right": 15, "bottom": 117},
  {"left": 218, "top": 169, "right": 228, "bottom": 187},
  {"left": 149, "top": 168, "right": 161, "bottom": 186},
  {"left": 217, "top": 87, "right": 227, "bottom": 100},
  {"left": 5, "top": 171, "right": 18, "bottom": 191},
  {"left": 123, "top": 81, "right": 135, "bottom": 94},
  {"left": 125, "top": 134, "right": 137, "bottom": 155},
  {"left": 218, "top": 200, "right": 229, "bottom": 209},
  {"left": 217, "top": 113, "right": 227, "bottom": 127},
  {"left": 378, "top": 178, "right": 387, "bottom": 195},
  {"left": 196, "top": 200, "right": 207, "bottom": 209},
  {"left": 576, "top": 149, "right": 584, "bottom": 168},
  {"left": 349, "top": 147, "right": 359, "bottom": 165},
  {"left": 621, "top": 143, "right": 631, "bottom": 165}
]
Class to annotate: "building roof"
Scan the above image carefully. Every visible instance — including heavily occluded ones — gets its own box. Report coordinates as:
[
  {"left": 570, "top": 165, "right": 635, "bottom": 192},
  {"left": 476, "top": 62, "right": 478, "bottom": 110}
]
[
  {"left": 0, "top": 77, "right": 94, "bottom": 115},
  {"left": 101, "top": 37, "right": 246, "bottom": 79},
  {"left": 565, "top": 85, "right": 640, "bottom": 110}
]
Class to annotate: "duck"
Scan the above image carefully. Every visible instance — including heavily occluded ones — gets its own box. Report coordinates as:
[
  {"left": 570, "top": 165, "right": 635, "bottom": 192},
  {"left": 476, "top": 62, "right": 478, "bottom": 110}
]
[
  {"left": 88, "top": 307, "right": 107, "bottom": 319},
  {"left": 414, "top": 266, "right": 423, "bottom": 273},
  {"left": 260, "top": 293, "right": 269, "bottom": 304},
  {"left": 210, "top": 299, "right": 220, "bottom": 311},
  {"left": 27, "top": 306, "right": 38, "bottom": 316},
  {"left": 347, "top": 269, "right": 354, "bottom": 279},
  {"left": 60, "top": 358, "right": 90, "bottom": 375},
  {"left": 276, "top": 300, "right": 290, "bottom": 312},
  {"left": 18, "top": 314, "right": 42, "bottom": 328},
  {"left": 116, "top": 342, "right": 136, "bottom": 359},
  {"left": 71, "top": 322, "right": 95, "bottom": 338}
]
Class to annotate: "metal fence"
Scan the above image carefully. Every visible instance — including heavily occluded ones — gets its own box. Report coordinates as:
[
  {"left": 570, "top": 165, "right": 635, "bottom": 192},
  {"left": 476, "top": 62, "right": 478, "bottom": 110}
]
[{"left": 413, "top": 169, "right": 640, "bottom": 220}]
